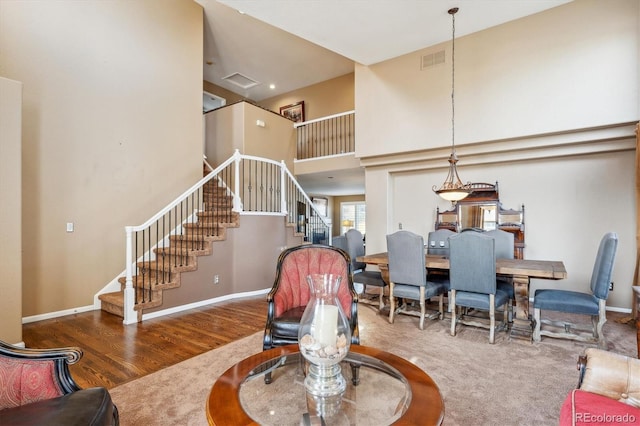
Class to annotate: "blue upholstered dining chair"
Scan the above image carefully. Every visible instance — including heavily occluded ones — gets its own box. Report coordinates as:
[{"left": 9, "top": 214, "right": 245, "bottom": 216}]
[
  {"left": 346, "top": 229, "right": 387, "bottom": 310},
  {"left": 533, "top": 232, "right": 618, "bottom": 349},
  {"left": 426, "top": 229, "right": 456, "bottom": 287},
  {"left": 485, "top": 229, "right": 515, "bottom": 321},
  {"left": 386, "top": 230, "right": 446, "bottom": 330},
  {"left": 449, "top": 231, "right": 510, "bottom": 344}
]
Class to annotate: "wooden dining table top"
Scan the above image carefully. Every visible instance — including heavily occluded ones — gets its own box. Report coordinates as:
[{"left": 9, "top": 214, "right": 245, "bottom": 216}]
[{"left": 357, "top": 252, "right": 567, "bottom": 280}]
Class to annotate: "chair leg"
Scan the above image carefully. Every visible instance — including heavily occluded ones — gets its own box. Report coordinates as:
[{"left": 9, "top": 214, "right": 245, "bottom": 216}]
[
  {"left": 489, "top": 294, "right": 496, "bottom": 344},
  {"left": 533, "top": 308, "right": 541, "bottom": 342},
  {"left": 419, "top": 287, "right": 425, "bottom": 330},
  {"left": 350, "top": 363, "right": 360, "bottom": 386},
  {"left": 379, "top": 286, "right": 385, "bottom": 310},
  {"left": 450, "top": 290, "right": 457, "bottom": 336},
  {"left": 595, "top": 299, "right": 607, "bottom": 349},
  {"left": 503, "top": 302, "right": 509, "bottom": 326},
  {"left": 388, "top": 282, "right": 396, "bottom": 324},
  {"left": 438, "top": 294, "right": 444, "bottom": 320}
]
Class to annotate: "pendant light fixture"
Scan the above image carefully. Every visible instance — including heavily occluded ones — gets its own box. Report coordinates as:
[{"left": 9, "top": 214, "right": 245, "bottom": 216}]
[{"left": 433, "top": 7, "right": 471, "bottom": 202}]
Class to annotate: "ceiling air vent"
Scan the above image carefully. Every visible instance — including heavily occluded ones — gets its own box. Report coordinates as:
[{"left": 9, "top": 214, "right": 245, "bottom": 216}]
[
  {"left": 222, "top": 72, "right": 260, "bottom": 89},
  {"left": 421, "top": 50, "right": 445, "bottom": 70}
]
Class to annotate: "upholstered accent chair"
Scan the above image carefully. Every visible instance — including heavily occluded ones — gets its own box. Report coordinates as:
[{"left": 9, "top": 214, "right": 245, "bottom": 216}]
[
  {"left": 346, "top": 229, "right": 386, "bottom": 310},
  {"left": 560, "top": 348, "right": 640, "bottom": 425},
  {"left": 386, "top": 230, "right": 446, "bottom": 330},
  {"left": 263, "top": 244, "right": 360, "bottom": 383},
  {"left": 449, "top": 231, "right": 510, "bottom": 344},
  {"left": 533, "top": 232, "right": 618, "bottom": 348},
  {"left": 0, "top": 340, "right": 119, "bottom": 425}
]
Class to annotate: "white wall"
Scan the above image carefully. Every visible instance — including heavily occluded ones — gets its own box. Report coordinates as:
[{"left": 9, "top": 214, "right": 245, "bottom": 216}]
[{"left": 356, "top": 0, "right": 639, "bottom": 309}]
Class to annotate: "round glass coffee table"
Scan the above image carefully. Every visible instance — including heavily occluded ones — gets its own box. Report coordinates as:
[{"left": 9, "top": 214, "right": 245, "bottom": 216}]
[{"left": 206, "top": 344, "right": 444, "bottom": 425}]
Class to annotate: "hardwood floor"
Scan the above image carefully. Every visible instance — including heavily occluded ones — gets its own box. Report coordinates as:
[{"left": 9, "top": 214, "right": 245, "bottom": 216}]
[{"left": 22, "top": 296, "right": 268, "bottom": 390}]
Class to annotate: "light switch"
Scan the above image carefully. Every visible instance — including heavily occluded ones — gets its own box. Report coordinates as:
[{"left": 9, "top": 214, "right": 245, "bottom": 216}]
[{"left": 66, "top": 222, "right": 74, "bottom": 233}]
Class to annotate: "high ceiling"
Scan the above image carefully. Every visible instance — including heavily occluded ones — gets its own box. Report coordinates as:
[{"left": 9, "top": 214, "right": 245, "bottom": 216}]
[
  {"left": 196, "top": 0, "right": 571, "bottom": 195},
  {"left": 199, "top": 0, "right": 571, "bottom": 101}
]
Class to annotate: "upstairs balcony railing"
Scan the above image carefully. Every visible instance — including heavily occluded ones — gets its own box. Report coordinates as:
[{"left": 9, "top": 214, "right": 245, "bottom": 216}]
[
  {"left": 295, "top": 110, "right": 355, "bottom": 159},
  {"left": 123, "top": 150, "right": 330, "bottom": 324}
]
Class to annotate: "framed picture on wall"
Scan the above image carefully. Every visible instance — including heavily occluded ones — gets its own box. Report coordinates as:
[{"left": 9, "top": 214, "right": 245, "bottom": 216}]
[
  {"left": 311, "top": 197, "right": 328, "bottom": 217},
  {"left": 279, "top": 101, "right": 305, "bottom": 123}
]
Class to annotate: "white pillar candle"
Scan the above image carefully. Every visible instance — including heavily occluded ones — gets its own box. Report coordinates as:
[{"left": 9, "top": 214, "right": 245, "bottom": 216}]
[{"left": 313, "top": 304, "right": 338, "bottom": 348}]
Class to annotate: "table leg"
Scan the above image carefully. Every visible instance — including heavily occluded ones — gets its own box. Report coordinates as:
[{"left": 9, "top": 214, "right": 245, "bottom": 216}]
[
  {"left": 510, "top": 275, "right": 533, "bottom": 341},
  {"left": 379, "top": 265, "right": 389, "bottom": 285}
]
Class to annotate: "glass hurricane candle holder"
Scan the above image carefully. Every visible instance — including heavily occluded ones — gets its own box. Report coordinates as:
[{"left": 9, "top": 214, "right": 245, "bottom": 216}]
[{"left": 298, "top": 273, "right": 351, "bottom": 404}]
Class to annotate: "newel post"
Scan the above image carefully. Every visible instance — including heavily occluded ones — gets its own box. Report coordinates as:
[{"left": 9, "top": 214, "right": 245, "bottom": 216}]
[
  {"left": 232, "top": 149, "right": 242, "bottom": 213},
  {"left": 280, "top": 160, "right": 288, "bottom": 215},
  {"left": 123, "top": 226, "right": 137, "bottom": 325}
]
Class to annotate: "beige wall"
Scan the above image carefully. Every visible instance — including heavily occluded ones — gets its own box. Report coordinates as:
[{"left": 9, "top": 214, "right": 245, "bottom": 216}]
[
  {"left": 0, "top": 0, "right": 204, "bottom": 317},
  {"left": 144, "top": 215, "right": 302, "bottom": 315},
  {"left": 358, "top": 0, "right": 639, "bottom": 309},
  {"left": 356, "top": 0, "right": 638, "bottom": 158},
  {"left": 259, "top": 73, "right": 355, "bottom": 120},
  {"left": 0, "top": 77, "right": 23, "bottom": 343},
  {"left": 203, "top": 81, "right": 250, "bottom": 105},
  {"left": 205, "top": 101, "right": 296, "bottom": 169}
]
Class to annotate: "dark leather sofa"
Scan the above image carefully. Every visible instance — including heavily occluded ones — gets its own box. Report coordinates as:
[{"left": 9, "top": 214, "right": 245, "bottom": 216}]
[{"left": 0, "top": 340, "right": 118, "bottom": 426}]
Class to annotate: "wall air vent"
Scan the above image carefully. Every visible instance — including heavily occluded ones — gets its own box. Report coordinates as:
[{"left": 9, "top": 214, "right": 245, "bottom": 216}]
[
  {"left": 221, "top": 72, "right": 260, "bottom": 89},
  {"left": 421, "top": 50, "right": 445, "bottom": 70}
]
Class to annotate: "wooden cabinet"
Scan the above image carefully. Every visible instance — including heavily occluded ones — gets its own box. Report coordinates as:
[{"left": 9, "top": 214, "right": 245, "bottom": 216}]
[{"left": 435, "top": 182, "right": 525, "bottom": 259}]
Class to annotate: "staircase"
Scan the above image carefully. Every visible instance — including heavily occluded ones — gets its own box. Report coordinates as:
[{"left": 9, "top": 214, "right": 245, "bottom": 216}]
[{"left": 99, "top": 166, "right": 239, "bottom": 321}]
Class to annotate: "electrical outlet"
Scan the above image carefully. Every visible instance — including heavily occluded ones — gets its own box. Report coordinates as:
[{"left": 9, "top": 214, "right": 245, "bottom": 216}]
[
  {"left": 214, "top": 275, "right": 220, "bottom": 285},
  {"left": 609, "top": 282, "right": 614, "bottom": 291}
]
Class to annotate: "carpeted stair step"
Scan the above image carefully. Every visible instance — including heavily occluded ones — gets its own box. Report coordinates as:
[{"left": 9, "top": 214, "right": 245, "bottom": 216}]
[
  {"left": 197, "top": 210, "right": 239, "bottom": 225},
  {"left": 99, "top": 288, "right": 163, "bottom": 318},
  {"left": 154, "top": 245, "right": 212, "bottom": 258},
  {"left": 169, "top": 238, "right": 213, "bottom": 252},
  {"left": 136, "top": 259, "right": 196, "bottom": 279},
  {"left": 168, "top": 233, "right": 221, "bottom": 244},
  {"left": 184, "top": 221, "right": 222, "bottom": 232},
  {"left": 117, "top": 274, "right": 180, "bottom": 291}
]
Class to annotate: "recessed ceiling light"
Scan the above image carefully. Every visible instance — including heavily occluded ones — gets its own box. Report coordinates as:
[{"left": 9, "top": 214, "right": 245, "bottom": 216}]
[{"left": 269, "top": 84, "right": 276, "bottom": 90}]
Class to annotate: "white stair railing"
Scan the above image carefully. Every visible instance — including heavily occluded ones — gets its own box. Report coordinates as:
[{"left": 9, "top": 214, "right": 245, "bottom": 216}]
[{"left": 122, "top": 150, "right": 330, "bottom": 324}]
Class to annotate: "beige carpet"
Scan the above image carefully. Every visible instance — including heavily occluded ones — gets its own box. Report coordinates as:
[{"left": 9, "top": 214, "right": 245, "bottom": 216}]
[{"left": 109, "top": 304, "right": 637, "bottom": 425}]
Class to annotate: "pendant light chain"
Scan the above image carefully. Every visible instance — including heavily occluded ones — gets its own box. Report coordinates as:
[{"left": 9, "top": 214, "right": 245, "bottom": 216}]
[
  {"left": 450, "top": 7, "right": 457, "bottom": 154},
  {"left": 433, "top": 6, "right": 470, "bottom": 202}
]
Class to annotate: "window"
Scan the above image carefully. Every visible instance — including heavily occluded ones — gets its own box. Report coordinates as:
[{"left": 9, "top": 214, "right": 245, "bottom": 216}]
[{"left": 340, "top": 202, "right": 366, "bottom": 235}]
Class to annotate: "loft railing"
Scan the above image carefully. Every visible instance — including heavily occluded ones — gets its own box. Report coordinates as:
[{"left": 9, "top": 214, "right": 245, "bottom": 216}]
[
  {"left": 122, "top": 150, "right": 330, "bottom": 324},
  {"left": 294, "top": 110, "right": 355, "bottom": 159}
]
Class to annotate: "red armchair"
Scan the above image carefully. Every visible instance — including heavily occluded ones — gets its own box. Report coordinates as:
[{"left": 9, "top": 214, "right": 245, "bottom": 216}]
[
  {"left": 0, "top": 339, "right": 118, "bottom": 425},
  {"left": 263, "top": 244, "right": 360, "bottom": 384}
]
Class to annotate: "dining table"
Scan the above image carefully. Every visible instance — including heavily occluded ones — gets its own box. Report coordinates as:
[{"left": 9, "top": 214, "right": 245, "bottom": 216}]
[{"left": 356, "top": 252, "right": 567, "bottom": 341}]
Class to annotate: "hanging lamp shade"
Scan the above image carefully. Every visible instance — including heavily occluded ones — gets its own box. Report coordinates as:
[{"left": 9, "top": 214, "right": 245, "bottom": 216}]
[{"left": 433, "top": 7, "right": 471, "bottom": 202}]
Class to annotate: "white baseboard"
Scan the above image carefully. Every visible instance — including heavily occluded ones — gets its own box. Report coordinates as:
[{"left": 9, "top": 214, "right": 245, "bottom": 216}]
[
  {"left": 140, "top": 288, "right": 270, "bottom": 322},
  {"left": 23, "top": 290, "right": 269, "bottom": 324},
  {"left": 22, "top": 304, "right": 96, "bottom": 324}
]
